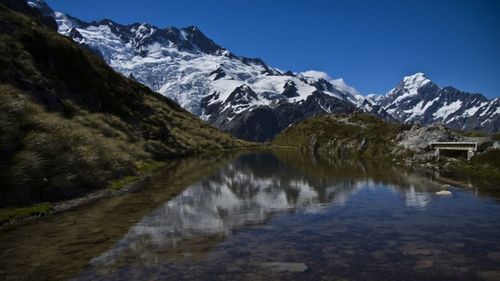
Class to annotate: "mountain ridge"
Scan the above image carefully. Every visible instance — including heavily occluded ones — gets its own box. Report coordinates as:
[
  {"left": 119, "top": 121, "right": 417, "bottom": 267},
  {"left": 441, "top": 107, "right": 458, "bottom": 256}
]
[
  {"left": 373, "top": 72, "right": 499, "bottom": 132},
  {"left": 27, "top": 0, "right": 500, "bottom": 137},
  {"left": 27, "top": 0, "right": 391, "bottom": 141}
]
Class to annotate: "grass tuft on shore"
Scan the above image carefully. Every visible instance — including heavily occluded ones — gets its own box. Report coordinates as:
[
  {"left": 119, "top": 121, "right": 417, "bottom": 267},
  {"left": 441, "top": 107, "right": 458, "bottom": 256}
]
[{"left": 0, "top": 203, "right": 53, "bottom": 224}]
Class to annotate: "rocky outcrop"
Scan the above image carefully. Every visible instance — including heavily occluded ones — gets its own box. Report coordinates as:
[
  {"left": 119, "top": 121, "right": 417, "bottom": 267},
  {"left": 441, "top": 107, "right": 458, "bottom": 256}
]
[{"left": 396, "top": 124, "right": 463, "bottom": 152}]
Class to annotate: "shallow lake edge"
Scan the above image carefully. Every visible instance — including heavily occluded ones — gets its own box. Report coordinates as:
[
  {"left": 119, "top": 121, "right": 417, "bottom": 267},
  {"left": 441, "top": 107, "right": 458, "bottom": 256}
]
[{"left": 0, "top": 147, "right": 493, "bottom": 228}]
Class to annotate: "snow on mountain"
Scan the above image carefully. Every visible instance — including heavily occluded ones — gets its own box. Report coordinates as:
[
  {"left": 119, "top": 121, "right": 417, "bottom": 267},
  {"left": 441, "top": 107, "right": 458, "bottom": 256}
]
[
  {"left": 28, "top": 1, "right": 500, "bottom": 137},
  {"left": 378, "top": 73, "right": 500, "bottom": 132},
  {"left": 387, "top": 72, "right": 431, "bottom": 104},
  {"left": 298, "top": 70, "right": 363, "bottom": 105},
  {"left": 30, "top": 2, "right": 379, "bottom": 141}
]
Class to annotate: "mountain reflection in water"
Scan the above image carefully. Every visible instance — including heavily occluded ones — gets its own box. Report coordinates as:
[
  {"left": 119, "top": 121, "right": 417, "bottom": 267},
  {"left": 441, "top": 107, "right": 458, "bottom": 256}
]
[
  {"left": 2, "top": 151, "right": 499, "bottom": 281},
  {"left": 89, "top": 152, "right": 443, "bottom": 268}
]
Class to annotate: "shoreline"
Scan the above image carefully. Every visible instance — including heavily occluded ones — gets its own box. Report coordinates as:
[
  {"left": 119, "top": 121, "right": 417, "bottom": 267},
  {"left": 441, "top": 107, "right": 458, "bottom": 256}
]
[
  {"left": 1, "top": 147, "right": 497, "bottom": 228},
  {"left": 0, "top": 148, "right": 261, "bottom": 228},
  {"left": 0, "top": 167, "right": 157, "bottom": 229}
]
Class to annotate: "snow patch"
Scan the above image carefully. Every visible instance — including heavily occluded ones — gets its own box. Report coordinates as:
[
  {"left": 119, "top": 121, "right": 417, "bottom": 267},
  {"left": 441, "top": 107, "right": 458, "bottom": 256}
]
[
  {"left": 433, "top": 100, "right": 462, "bottom": 119},
  {"left": 388, "top": 72, "right": 431, "bottom": 103},
  {"left": 464, "top": 102, "right": 487, "bottom": 117}
]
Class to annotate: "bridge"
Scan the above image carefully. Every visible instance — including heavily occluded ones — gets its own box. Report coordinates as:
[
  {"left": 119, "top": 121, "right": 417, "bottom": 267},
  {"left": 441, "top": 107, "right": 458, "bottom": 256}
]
[{"left": 430, "top": 142, "right": 478, "bottom": 160}]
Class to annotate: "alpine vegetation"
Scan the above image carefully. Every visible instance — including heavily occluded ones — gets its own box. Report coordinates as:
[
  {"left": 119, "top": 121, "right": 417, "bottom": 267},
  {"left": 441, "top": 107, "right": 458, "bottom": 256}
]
[{"left": 0, "top": 0, "right": 248, "bottom": 207}]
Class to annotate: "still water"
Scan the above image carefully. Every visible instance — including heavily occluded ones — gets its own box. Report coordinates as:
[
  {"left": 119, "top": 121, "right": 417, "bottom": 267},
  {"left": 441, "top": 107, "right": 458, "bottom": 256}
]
[{"left": 1, "top": 151, "right": 500, "bottom": 281}]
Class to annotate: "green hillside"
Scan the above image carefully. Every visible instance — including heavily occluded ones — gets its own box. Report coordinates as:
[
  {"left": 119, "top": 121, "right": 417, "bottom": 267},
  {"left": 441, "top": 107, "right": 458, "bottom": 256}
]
[
  {"left": 272, "top": 113, "right": 409, "bottom": 160},
  {"left": 0, "top": 1, "right": 250, "bottom": 208},
  {"left": 273, "top": 113, "right": 500, "bottom": 187}
]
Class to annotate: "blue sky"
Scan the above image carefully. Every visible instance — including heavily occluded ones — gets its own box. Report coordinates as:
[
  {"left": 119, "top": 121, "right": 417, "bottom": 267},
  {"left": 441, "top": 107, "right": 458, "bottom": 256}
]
[{"left": 45, "top": 0, "right": 500, "bottom": 98}]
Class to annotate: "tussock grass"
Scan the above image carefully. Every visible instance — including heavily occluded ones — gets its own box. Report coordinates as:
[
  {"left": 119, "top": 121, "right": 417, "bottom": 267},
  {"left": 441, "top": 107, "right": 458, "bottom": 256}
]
[
  {"left": 0, "top": 203, "right": 53, "bottom": 224},
  {"left": 108, "top": 176, "right": 139, "bottom": 191},
  {"left": 0, "top": 85, "right": 141, "bottom": 205},
  {"left": 0, "top": 3, "right": 252, "bottom": 211}
]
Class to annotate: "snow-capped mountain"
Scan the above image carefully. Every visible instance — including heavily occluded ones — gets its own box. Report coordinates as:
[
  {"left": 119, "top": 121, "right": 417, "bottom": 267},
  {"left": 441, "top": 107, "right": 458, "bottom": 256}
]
[
  {"left": 27, "top": 0, "right": 391, "bottom": 141},
  {"left": 27, "top": 0, "right": 499, "bottom": 137},
  {"left": 373, "top": 73, "right": 500, "bottom": 132}
]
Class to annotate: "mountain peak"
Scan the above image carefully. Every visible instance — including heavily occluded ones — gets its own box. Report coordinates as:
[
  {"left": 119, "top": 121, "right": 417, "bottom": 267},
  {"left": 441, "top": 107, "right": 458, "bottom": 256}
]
[
  {"left": 388, "top": 72, "right": 434, "bottom": 100},
  {"left": 185, "top": 25, "right": 199, "bottom": 32},
  {"left": 96, "top": 18, "right": 119, "bottom": 26},
  {"left": 401, "top": 72, "right": 430, "bottom": 88}
]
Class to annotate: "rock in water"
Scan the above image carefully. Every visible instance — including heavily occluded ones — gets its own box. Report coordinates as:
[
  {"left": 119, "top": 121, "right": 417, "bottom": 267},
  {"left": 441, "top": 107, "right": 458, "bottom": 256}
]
[
  {"left": 436, "top": 190, "right": 452, "bottom": 196},
  {"left": 261, "top": 262, "right": 308, "bottom": 273}
]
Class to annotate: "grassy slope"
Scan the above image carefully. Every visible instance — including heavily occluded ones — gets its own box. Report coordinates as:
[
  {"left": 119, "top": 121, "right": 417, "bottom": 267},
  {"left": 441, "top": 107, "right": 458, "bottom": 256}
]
[
  {"left": 272, "top": 113, "right": 410, "bottom": 160},
  {"left": 0, "top": 2, "right": 250, "bottom": 208}
]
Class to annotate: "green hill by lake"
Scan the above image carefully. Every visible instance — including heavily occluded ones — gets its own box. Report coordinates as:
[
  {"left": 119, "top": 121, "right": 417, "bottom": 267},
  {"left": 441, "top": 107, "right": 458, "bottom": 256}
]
[{"left": 0, "top": 1, "right": 251, "bottom": 209}]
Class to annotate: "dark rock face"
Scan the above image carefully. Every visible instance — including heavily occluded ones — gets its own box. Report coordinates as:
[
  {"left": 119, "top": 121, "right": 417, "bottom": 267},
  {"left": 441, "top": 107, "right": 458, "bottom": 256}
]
[
  {"left": 67, "top": 27, "right": 83, "bottom": 40},
  {"left": 240, "top": 57, "right": 279, "bottom": 75},
  {"left": 282, "top": 81, "right": 299, "bottom": 98},
  {"left": 210, "top": 67, "right": 226, "bottom": 80},
  {"left": 226, "top": 85, "right": 258, "bottom": 106},
  {"left": 223, "top": 107, "right": 280, "bottom": 142},
  {"left": 360, "top": 99, "right": 398, "bottom": 123},
  {"left": 184, "top": 26, "right": 226, "bottom": 55},
  {"left": 207, "top": 91, "right": 358, "bottom": 142}
]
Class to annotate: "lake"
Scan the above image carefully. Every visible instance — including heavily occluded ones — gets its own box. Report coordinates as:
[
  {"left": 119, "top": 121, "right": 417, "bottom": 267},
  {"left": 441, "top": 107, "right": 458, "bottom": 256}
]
[{"left": 1, "top": 151, "right": 500, "bottom": 281}]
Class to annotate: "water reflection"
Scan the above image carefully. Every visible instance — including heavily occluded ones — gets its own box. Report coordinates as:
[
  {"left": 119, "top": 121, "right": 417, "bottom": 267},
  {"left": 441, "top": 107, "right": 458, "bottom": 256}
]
[
  {"left": 2, "top": 151, "right": 500, "bottom": 281},
  {"left": 404, "top": 186, "right": 431, "bottom": 209},
  {"left": 88, "top": 152, "right": 451, "bottom": 270}
]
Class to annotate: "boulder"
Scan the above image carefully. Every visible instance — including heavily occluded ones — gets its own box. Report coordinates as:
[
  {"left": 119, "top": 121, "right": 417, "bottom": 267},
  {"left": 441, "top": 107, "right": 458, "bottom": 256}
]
[
  {"left": 436, "top": 190, "right": 452, "bottom": 196},
  {"left": 260, "top": 262, "right": 308, "bottom": 273},
  {"left": 396, "top": 124, "right": 463, "bottom": 152}
]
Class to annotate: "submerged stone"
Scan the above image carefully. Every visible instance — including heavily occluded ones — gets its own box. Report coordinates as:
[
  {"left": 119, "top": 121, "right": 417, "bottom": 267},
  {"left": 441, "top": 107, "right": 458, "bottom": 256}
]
[
  {"left": 479, "top": 271, "right": 500, "bottom": 281},
  {"left": 487, "top": 252, "right": 500, "bottom": 262},
  {"left": 436, "top": 190, "right": 452, "bottom": 196},
  {"left": 414, "top": 259, "right": 434, "bottom": 269},
  {"left": 261, "top": 262, "right": 308, "bottom": 273}
]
